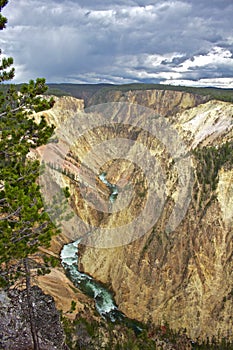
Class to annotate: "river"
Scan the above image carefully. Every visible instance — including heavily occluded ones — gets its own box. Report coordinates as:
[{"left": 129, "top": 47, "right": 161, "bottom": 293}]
[{"left": 60, "top": 173, "right": 142, "bottom": 332}]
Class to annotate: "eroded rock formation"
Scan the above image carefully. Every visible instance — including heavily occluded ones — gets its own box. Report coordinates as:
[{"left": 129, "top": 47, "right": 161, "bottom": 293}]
[{"left": 34, "top": 90, "right": 233, "bottom": 342}]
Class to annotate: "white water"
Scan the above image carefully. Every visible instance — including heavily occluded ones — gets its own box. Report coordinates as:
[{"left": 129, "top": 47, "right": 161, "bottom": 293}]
[
  {"left": 99, "top": 172, "right": 118, "bottom": 203},
  {"left": 60, "top": 174, "right": 121, "bottom": 320},
  {"left": 60, "top": 239, "right": 121, "bottom": 320}
]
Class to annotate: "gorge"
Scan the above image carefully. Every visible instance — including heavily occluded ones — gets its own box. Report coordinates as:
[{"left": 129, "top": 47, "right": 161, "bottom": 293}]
[{"left": 33, "top": 88, "right": 233, "bottom": 345}]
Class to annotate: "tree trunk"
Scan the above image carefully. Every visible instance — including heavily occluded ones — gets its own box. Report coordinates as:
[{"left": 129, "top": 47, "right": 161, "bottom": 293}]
[{"left": 23, "top": 258, "right": 40, "bottom": 350}]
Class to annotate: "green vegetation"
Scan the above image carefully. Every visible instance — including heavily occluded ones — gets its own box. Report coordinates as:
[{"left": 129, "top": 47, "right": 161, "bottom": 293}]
[
  {"left": 0, "top": 4, "right": 62, "bottom": 349},
  {"left": 95, "top": 83, "right": 233, "bottom": 102},
  {"left": 71, "top": 300, "right": 77, "bottom": 312},
  {"left": 2, "top": 81, "right": 232, "bottom": 106},
  {"left": 1, "top": 2, "right": 232, "bottom": 348},
  {"left": 61, "top": 315, "right": 155, "bottom": 350},
  {"left": 0, "top": 80, "right": 58, "bottom": 286},
  {"left": 47, "top": 83, "right": 111, "bottom": 101},
  {"left": 45, "top": 82, "right": 233, "bottom": 105},
  {"left": 0, "top": 1, "right": 58, "bottom": 287},
  {"left": 193, "top": 141, "right": 233, "bottom": 208},
  {"left": 46, "top": 82, "right": 233, "bottom": 106},
  {"left": 0, "top": 1, "right": 14, "bottom": 82},
  {"left": 88, "top": 83, "right": 233, "bottom": 107},
  {"left": 62, "top": 315, "right": 233, "bottom": 349}
]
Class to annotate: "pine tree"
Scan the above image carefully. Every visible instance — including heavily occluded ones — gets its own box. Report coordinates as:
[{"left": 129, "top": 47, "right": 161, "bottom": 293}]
[
  {"left": 0, "top": 1, "right": 58, "bottom": 288},
  {"left": 0, "top": 0, "right": 14, "bottom": 81}
]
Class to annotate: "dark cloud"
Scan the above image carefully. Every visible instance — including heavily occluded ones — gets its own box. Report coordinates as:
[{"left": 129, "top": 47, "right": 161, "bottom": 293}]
[{"left": 1, "top": 0, "right": 233, "bottom": 87}]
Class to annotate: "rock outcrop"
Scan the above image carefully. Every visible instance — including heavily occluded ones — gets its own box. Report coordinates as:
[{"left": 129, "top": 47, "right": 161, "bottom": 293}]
[
  {"left": 34, "top": 95, "right": 84, "bottom": 127},
  {"left": 88, "top": 88, "right": 210, "bottom": 115},
  {"left": 0, "top": 286, "right": 67, "bottom": 350}
]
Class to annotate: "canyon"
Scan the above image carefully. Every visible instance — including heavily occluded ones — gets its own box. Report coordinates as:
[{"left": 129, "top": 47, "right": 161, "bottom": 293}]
[{"left": 33, "top": 89, "right": 233, "bottom": 342}]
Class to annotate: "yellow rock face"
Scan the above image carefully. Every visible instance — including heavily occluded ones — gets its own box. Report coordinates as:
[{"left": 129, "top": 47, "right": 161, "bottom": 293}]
[
  {"left": 35, "top": 91, "right": 233, "bottom": 341},
  {"left": 34, "top": 95, "right": 84, "bottom": 127},
  {"left": 217, "top": 168, "right": 233, "bottom": 227},
  {"left": 88, "top": 88, "right": 209, "bottom": 116}
]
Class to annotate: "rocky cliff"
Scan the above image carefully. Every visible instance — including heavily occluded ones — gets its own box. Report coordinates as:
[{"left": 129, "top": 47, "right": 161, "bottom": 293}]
[
  {"left": 88, "top": 88, "right": 210, "bottom": 115},
  {"left": 34, "top": 95, "right": 84, "bottom": 127},
  {"left": 35, "top": 90, "right": 233, "bottom": 342}
]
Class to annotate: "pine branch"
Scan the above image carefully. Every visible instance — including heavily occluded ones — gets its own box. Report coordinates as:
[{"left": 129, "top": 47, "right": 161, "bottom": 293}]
[
  {"left": 0, "top": 106, "right": 22, "bottom": 117},
  {"left": 0, "top": 206, "right": 22, "bottom": 220}
]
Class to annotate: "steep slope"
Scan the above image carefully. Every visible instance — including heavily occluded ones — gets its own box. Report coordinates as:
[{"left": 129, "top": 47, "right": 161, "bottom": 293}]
[
  {"left": 75, "top": 95, "right": 233, "bottom": 341},
  {"left": 34, "top": 95, "right": 84, "bottom": 127},
  {"left": 34, "top": 91, "right": 233, "bottom": 342},
  {"left": 88, "top": 88, "right": 210, "bottom": 116}
]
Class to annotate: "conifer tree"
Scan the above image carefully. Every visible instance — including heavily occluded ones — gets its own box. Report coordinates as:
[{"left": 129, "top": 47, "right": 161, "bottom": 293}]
[
  {"left": 0, "top": 0, "right": 14, "bottom": 81},
  {"left": 0, "top": 1, "right": 58, "bottom": 287}
]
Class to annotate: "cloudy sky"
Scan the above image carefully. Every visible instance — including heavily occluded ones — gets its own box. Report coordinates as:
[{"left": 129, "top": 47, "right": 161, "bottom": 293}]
[{"left": 1, "top": 0, "right": 233, "bottom": 87}]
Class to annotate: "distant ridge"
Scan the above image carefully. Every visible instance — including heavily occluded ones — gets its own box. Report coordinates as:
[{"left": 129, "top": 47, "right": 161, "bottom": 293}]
[
  {"left": 46, "top": 83, "right": 233, "bottom": 105},
  {"left": 1, "top": 83, "right": 232, "bottom": 105},
  {"left": 46, "top": 83, "right": 113, "bottom": 104}
]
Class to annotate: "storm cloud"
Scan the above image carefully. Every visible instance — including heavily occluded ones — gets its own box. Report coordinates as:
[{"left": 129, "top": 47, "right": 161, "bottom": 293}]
[{"left": 1, "top": 0, "right": 233, "bottom": 87}]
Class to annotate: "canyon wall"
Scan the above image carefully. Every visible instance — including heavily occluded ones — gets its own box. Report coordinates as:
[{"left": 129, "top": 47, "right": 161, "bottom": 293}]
[{"left": 36, "top": 90, "right": 233, "bottom": 341}]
